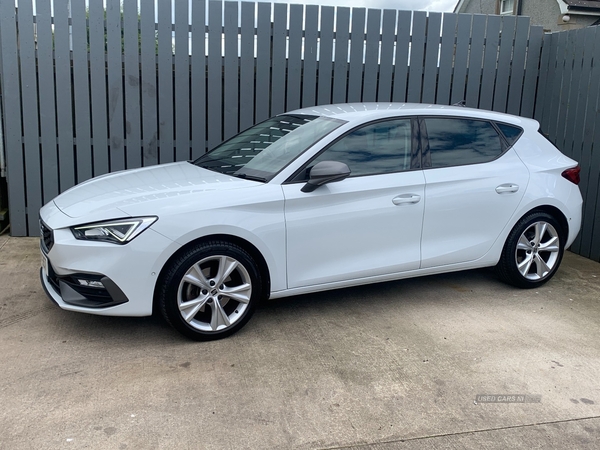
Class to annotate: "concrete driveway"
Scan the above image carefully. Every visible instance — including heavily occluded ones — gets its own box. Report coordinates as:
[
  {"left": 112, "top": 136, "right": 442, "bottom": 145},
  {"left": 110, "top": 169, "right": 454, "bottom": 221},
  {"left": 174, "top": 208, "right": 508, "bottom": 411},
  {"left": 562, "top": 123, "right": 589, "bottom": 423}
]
[{"left": 1, "top": 236, "right": 600, "bottom": 449}]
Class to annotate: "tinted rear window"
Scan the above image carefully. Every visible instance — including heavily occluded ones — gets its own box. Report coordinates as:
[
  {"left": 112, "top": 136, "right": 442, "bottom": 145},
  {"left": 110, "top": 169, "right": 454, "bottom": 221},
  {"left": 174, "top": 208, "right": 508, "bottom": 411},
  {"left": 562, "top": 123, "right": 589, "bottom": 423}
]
[
  {"left": 424, "top": 118, "right": 504, "bottom": 168},
  {"left": 496, "top": 123, "right": 523, "bottom": 146}
]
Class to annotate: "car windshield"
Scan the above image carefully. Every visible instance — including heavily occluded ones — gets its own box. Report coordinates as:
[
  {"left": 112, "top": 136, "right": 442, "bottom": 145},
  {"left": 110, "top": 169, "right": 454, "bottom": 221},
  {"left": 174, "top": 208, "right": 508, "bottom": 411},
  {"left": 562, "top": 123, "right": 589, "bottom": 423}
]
[{"left": 192, "top": 114, "right": 345, "bottom": 181}]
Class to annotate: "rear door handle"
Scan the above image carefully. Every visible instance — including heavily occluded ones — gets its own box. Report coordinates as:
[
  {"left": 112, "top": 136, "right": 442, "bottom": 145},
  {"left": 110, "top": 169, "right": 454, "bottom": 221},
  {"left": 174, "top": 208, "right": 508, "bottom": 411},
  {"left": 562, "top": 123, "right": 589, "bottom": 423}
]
[
  {"left": 495, "top": 184, "right": 519, "bottom": 194},
  {"left": 392, "top": 194, "right": 421, "bottom": 205}
]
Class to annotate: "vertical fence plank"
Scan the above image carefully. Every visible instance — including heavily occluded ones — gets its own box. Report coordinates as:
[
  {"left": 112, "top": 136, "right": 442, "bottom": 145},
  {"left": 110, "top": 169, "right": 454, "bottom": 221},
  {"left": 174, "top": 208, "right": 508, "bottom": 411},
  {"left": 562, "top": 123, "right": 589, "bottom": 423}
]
[
  {"left": 318, "top": 6, "right": 335, "bottom": 105},
  {"left": 422, "top": 12, "right": 442, "bottom": 104},
  {"left": 465, "top": 15, "right": 487, "bottom": 108},
  {"left": 589, "top": 63, "right": 600, "bottom": 261},
  {"left": 362, "top": 9, "right": 381, "bottom": 102},
  {"left": 587, "top": 117, "right": 600, "bottom": 260},
  {"left": 140, "top": 0, "right": 158, "bottom": 165},
  {"left": 302, "top": 5, "right": 319, "bottom": 107},
  {"left": 175, "top": 0, "right": 191, "bottom": 159},
  {"left": 377, "top": 10, "right": 396, "bottom": 102},
  {"left": 123, "top": 0, "right": 142, "bottom": 168},
  {"left": 576, "top": 27, "right": 600, "bottom": 257},
  {"left": 568, "top": 29, "right": 593, "bottom": 254},
  {"left": 493, "top": 15, "right": 516, "bottom": 112},
  {"left": 506, "top": 16, "right": 530, "bottom": 115},
  {"left": 89, "top": 0, "right": 109, "bottom": 175},
  {"left": 191, "top": 0, "right": 206, "bottom": 157},
  {"left": 17, "top": 0, "right": 42, "bottom": 234},
  {"left": 437, "top": 13, "right": 457, "bottom": 106},
  {"left": 271, "top": 3, "right": 287, "bottom": 115},
  {"left": 35, "top": 0, "right": 59, "bottom": 202},
  {"left": 239, "top": 1, "right": 254, "bottom": 131},
  {"left": 450, "top": 14, "right": 472, "bottom": 105},
  {"left": 392, "top": 11, "right": 411, "bottom": 102},
  {"left": 562, "top": 29, "right": 585, "bottom": 157},
  {"left": 535, "top": 33, "right": 554, "bottom": 125},
  {"left": 555, "top": 30, "right": 577, "bottom": 151},
  {"left": 348, "top": 8, "right": 366, "bottom": 103},
  {"left": 287, "top": 4, "right": 304, "bottom": 110},
  {"left": 223, "top": 1, "right": 239, "bottom": 140},
  {"left": 71, "top": 0, "right": 93, "bottom": 180},
  {"left": 407, "top": 11, "right": 427, "bottom": 103},
  {"left": 547, "top": 32, "right": 568, "bottom": 142},
  {"left": 107, "top": 0, "right": 125, "bottom": 171},
  {"left": 332, "top": 7, "right": 350, "bottom": 104},
  {"left": 255, "top": 2, "right": 271, "bottom": 121},
  {"left": 521, "top": 26, "right": 543, "bottom": 118},
  {"left": 0, "top": 1, "right": 26, "bottom": 234},
  {"left": 158, "top": 0, "right": 174, "bottom": 162},
  {"left": 478, "top": 15, "right": 500, "bottom": 110},
  {"left": 207, "top": 0, "right": 223, "bottom": 150},
  {"left": 53, "top": 0, "right": 75, "bottom": 190}
]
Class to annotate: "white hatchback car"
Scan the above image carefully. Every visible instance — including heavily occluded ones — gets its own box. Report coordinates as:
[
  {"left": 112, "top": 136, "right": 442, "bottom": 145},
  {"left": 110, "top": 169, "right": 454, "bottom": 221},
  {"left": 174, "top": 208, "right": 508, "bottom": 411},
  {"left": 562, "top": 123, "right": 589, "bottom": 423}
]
[{"left": 40, "top": 103, "right": 582, "bottom": 340}]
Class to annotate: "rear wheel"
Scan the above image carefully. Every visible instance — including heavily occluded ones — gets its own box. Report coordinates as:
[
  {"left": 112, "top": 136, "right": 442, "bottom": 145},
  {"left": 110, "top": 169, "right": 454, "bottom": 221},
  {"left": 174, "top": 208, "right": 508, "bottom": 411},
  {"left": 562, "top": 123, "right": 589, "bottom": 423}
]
[
  {"left": 496, "top": 212, "right": 565, "bottom": 288},
  {"left": 158, "top": 241, "right": 262, "bottom": 340}
]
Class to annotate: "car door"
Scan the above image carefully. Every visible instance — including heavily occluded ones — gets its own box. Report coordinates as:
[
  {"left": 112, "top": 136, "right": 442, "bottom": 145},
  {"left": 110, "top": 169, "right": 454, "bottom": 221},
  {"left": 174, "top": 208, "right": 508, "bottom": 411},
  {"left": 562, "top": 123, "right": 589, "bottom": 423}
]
[
  {"left": 282, "top": 118, "right": 425, "bottom": 289},
  {"left": 419, "top": 117, "right": 529, "bottom": 268}
]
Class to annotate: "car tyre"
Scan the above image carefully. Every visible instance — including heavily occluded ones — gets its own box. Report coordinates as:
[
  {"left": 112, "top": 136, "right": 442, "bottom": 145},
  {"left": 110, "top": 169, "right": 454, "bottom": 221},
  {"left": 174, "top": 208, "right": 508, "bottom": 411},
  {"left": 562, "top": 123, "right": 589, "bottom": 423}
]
[
  {"left": 496, "top": 212, "right": 565, "bottom": 289},
  {"left": 157, "top": 241, "right": 262, "bottom": 340}
]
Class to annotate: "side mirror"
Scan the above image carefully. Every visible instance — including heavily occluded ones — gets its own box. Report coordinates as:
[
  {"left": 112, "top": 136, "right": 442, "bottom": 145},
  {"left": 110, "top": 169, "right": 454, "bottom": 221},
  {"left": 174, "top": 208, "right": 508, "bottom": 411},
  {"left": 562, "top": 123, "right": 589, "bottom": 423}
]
[{"left": 301, "top": 161, "right": 351, "bottom": 193}]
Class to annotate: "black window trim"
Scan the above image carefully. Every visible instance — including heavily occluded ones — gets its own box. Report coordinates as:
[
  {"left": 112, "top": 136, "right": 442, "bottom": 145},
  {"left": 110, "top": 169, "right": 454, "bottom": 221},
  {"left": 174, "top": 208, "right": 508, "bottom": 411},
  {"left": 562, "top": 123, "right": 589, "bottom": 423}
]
[
  {"left": 283, "top": 116, "right": 422, "bottom": 184},
  {"left": 418, "top": 115, "right": 510, "bottom": 170}
]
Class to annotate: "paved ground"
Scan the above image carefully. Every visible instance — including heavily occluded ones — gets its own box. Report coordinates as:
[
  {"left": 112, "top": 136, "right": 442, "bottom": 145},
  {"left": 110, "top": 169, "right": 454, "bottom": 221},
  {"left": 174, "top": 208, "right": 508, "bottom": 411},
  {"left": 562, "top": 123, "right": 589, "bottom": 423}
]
[{"left": 1, "top": 235, "right": 600, "bottom": 449}]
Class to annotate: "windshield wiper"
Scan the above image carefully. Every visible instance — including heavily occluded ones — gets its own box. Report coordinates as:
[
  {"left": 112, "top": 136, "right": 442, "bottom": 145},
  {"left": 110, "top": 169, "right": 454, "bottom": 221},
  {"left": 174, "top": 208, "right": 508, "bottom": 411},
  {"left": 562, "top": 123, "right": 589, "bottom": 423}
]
[{"left": 233, "top": 173, "right": 268, "bottom": 182}]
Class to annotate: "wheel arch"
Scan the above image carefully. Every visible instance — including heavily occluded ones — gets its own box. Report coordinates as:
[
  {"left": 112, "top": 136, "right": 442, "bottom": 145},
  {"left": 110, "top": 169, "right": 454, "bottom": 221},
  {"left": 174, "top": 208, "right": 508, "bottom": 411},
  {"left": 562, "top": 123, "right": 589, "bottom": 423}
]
[
  {"left": 496, "top": 205, "right": 568, "bottom": 288},
  {"left": 525, "top": 205, "right": 569, "bottom": 242},
  {"left": 153, "top": 233, "right": 272, "bottom": 310}
]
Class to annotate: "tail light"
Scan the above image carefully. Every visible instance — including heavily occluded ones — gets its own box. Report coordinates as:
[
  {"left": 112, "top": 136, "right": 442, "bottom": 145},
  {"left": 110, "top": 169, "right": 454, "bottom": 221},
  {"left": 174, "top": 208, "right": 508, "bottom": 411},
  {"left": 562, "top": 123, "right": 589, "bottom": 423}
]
[{"left": 562, "top": 165, "right": 580, "bottom": 185}]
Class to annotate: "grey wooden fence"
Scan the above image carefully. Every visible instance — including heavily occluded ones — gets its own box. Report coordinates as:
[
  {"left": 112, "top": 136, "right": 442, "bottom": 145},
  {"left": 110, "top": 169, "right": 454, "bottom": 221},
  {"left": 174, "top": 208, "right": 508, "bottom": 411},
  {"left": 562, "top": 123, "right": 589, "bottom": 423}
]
[
  {"left": 534, "top": 26, "right": 600, "bottom": 261},
  {"left": 0, "top": 0, "right": 599, "bottom": 263}
]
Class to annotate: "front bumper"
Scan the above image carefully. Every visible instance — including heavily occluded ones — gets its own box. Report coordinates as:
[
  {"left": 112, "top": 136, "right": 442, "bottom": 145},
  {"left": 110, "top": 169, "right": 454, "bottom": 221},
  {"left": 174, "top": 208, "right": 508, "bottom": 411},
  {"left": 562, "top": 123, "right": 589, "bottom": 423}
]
[
  {"left": 40, "top": 262, "right": 129, "bottom": 309},
  {"left": 39, "top": 208, "right": 179, "bottom": 317}
]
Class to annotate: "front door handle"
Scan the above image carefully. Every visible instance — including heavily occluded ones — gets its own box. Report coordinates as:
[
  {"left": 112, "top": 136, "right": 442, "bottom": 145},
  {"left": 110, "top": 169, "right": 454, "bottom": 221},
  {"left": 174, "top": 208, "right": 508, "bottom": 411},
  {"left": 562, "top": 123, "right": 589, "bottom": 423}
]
[
  {"left": 392, "top": 194, "right": 421, "bottom": 205},
  {"left": 495, "top": 184, "right": 519, "bottom": 194}
]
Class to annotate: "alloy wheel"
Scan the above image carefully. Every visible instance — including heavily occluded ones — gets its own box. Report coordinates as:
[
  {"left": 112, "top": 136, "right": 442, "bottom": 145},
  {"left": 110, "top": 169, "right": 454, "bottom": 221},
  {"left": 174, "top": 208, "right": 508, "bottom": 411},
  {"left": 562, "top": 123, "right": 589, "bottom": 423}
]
[
  {"left": 514, "top": 221, "right": 560, "bottom": 281},
  {"left": 176, "top": 255, "right": 252, "bottom": 332}
]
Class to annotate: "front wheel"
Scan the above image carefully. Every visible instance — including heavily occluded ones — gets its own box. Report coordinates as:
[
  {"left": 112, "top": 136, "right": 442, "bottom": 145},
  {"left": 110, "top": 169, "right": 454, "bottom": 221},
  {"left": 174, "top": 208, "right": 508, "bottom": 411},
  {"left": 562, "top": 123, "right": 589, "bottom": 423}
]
[
  {"left": 157, "top": 241, "right": 262, "bottom": 341},
  {"left": 496, "top": 212, "right": 565, "bottom": 288}
]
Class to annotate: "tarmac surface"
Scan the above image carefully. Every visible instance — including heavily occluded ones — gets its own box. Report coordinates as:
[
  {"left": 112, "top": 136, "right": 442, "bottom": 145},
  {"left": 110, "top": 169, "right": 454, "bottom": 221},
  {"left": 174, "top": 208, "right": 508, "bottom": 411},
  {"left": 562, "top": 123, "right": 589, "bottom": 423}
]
[{"left": 1, "top": 236, "right": 600, "bottom": 449}]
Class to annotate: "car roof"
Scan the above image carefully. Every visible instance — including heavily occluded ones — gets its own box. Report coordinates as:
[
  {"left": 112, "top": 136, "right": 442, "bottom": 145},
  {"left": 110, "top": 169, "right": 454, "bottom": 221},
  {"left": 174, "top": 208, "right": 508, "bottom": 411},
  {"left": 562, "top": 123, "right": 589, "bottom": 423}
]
[{"left": 285, "top": 103, "right": 539, "bottom": 129}]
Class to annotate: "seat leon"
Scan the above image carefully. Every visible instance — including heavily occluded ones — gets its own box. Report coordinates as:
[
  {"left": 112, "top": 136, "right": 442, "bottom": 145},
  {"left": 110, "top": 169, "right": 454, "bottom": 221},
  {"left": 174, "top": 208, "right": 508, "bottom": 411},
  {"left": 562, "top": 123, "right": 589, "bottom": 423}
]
[{"left": 39, "top": 103, "right": 583, "bottom": 340}]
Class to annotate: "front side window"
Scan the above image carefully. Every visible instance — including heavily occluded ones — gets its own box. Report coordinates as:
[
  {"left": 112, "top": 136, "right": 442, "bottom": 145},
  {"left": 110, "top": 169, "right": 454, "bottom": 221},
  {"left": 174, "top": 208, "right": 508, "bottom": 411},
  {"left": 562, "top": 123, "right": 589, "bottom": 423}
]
[
  {"left": 301, "top": 119, "right": 413, "bottom": 179},
  {"left": 193, "top": 115, "right": 345, "bottom": 181},
  {"left": 424, "top": 118, "right": 504, "bottom": 168}
]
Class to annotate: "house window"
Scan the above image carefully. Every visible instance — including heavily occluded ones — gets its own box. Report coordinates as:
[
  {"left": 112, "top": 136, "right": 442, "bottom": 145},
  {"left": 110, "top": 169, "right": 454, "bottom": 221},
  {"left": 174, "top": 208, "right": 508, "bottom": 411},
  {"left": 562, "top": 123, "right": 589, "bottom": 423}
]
[{"left": 499, "top": 0, "right": 515, "bottom": 15}]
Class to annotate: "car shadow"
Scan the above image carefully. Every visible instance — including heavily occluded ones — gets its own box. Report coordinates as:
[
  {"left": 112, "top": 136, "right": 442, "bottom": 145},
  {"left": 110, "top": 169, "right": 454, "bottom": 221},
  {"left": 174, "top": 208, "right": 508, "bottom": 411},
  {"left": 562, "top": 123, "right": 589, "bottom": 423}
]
[{"left": 41, "top": 267, "right": 509, "bottom": 343}]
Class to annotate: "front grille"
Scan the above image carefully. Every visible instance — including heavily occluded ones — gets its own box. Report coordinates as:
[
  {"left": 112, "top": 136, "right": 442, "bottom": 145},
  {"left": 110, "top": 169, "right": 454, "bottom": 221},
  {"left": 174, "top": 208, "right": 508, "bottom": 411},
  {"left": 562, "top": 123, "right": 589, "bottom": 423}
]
[
  {"left": 46, "top": 262, "right": 61, "bottom": 293},
  {"left": 40, "top": 221, "right": 54, "bottom": 253}
]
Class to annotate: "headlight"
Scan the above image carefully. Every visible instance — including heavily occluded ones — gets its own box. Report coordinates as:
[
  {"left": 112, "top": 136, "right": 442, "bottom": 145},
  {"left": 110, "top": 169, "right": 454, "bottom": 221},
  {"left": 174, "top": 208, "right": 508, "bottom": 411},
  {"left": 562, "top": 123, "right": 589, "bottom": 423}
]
[{"left": 71, "top": 217, "right": 157, "bottom": 244}]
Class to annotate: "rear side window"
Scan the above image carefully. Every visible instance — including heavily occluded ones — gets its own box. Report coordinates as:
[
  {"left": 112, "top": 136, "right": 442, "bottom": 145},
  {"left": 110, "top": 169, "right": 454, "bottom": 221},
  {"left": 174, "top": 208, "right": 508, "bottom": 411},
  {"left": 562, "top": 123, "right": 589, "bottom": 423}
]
[
  {"left": 496, "top": 123, "right": 523, "bottom": 146},
  {"left": 424, "top": 118, "right": 504, "bottom": 168}
]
